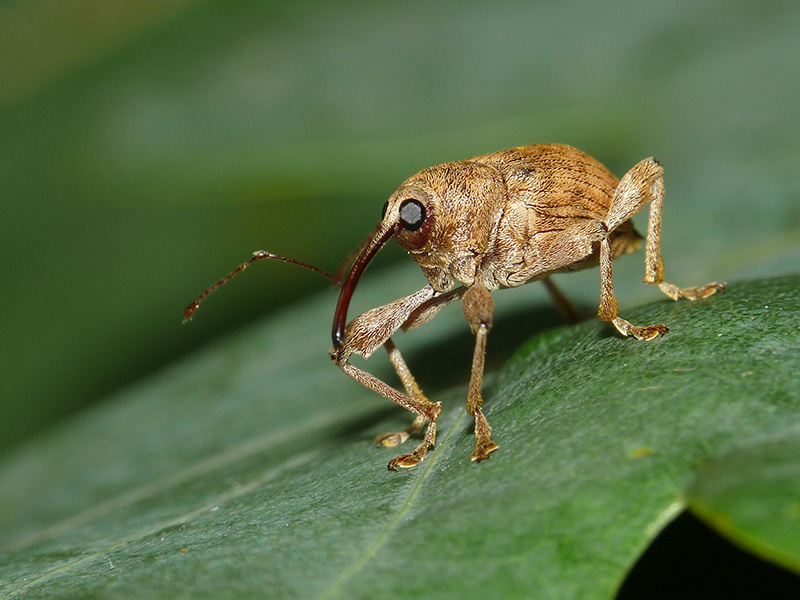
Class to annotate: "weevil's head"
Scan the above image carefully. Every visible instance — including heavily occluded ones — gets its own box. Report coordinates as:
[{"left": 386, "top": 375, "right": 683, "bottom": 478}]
[
  {"left": 331, "top": 160, "right": 505, "bottom": 350},
  {"left": 387, "top": 161, "right": 505, "bottom": 272}
]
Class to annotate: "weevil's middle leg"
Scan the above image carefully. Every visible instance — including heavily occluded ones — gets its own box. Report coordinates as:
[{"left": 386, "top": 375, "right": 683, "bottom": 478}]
[
  {"left": 468, "top": 325, "right": 498, "bottom": 461},
  {"left": 462, "top": 283, "right": 499, "bottom": 462},
  {"left": 599, "top": 158, "right": 725, "bottom": 339},
  {"left": 541, "top": 276, "right": 583, "bottom": 324}
]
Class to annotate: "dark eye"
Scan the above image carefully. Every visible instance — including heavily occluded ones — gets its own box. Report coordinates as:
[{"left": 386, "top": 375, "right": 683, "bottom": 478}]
[
  {"left": 381, "top": 201, "right": 389, "bottom": 220},
  {"left": 398, "top": 199, "right": 425, "bottom": 231}
]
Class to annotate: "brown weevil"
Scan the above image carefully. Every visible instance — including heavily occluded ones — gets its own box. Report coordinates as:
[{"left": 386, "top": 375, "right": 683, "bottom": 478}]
[{"left": 185, "top": 143, "right": 725, "bottom": 470}]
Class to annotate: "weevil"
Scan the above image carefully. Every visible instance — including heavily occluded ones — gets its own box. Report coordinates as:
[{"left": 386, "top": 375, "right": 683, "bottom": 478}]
[{"left": 185, "top": 143, "right": 725, "bottom": 470}]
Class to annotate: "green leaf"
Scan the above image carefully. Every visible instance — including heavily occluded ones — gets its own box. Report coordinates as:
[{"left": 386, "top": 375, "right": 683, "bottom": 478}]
[
  {"left": 688, "top": 435, "right": 800, "bottom": 574},
  {"left": 1, "top": 272, "right": 798, "bottom": 599},
  {"left": 3, "top": 0, "right": 800, "bottom": 455}
]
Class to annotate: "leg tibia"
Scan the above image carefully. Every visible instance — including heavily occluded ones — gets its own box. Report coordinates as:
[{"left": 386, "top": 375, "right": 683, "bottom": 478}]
[
  {"left": 597, "top": 237, "right": 668, "bottom": 340},
  {"left": 462, "top": 285, "right": 500, "bottom": 462}
]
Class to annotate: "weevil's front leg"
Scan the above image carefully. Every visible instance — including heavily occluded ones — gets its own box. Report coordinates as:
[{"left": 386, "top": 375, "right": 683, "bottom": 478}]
[
  {"left": 331, "top": 285, "right": 441, "bottom": 470},
  {"left": 599, "top": 158, "right": 725, "bottom": 339},
  {"left": 375, "top": 288, "right": 467, "bottom": 448},
  {"left": 332, "top": 354, "right": 442, "bottom": 471},
  {"left": 333, "top": 354, "right": 440, "bottom": 470},
  {"left": 462, "top": 282, "right": 499, "bottom": 462}
]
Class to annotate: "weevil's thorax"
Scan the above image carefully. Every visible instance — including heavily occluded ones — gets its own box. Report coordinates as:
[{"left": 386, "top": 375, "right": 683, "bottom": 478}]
[{"left": 390, "top": 161, "right": 507, "bottom": 292}]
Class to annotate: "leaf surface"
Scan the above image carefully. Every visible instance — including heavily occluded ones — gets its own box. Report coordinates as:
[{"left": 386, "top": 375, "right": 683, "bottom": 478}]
[{"left": 1, "top": 273, "right": 798, "bottom": 599}]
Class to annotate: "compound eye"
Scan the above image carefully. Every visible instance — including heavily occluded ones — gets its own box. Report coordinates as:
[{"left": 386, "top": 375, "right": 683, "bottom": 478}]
[{"left": 398, "top": 198, "right": 426, "bottom": 231}]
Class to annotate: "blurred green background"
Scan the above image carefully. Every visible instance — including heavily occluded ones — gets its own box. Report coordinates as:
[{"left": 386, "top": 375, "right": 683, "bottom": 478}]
[{"left": 1, "top": 0, "right": 798, "bottom": 456}]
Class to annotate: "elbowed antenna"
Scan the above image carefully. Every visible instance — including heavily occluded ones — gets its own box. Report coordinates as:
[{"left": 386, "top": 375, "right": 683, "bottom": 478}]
[
  {"left": 183, "top": 251, "right": 335, "bottom": 322},
  {"left": 331, "top": 222, "right": 398, "bottom": 349}
]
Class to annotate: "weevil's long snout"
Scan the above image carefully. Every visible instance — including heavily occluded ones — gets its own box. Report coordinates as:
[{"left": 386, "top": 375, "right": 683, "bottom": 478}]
[{"left": 332, "top": 220, "right": 398, "bottom": 349}]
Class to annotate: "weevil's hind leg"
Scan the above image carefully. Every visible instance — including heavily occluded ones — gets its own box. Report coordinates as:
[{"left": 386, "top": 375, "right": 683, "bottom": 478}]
[
  {"left": 598, "top": 158, "right": 668, "bottom": 339},
  {"left": 374, "top": 339, "right": 427, "bottom": 448},
  {"left": 597, "top": 237, "right": 668, "bottom": 340},
  {"left": 599, "top": 158, "right": 725, "bottom": 339},
  {"left": 462, "top": 283, "right": 499, "bottom": 462},
  {"left": 640, "top": 171, "right": 726, "bottom": 300}
]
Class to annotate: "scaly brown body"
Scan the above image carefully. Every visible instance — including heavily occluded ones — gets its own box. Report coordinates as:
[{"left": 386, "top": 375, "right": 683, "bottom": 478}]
[
  {"left": 330, "top": 144, "right": 724, "bottom": 469},
  {"left": 390, "top": 144, "right": 640, "bottom": 292},
  {"left": 186, "top": 143, "right": 725, "bottom": 471}
]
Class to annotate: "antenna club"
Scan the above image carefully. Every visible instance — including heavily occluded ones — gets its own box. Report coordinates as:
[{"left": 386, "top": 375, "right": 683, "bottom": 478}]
[{"left": 183, "top": 302, "right": 200, "bottom": 322}]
